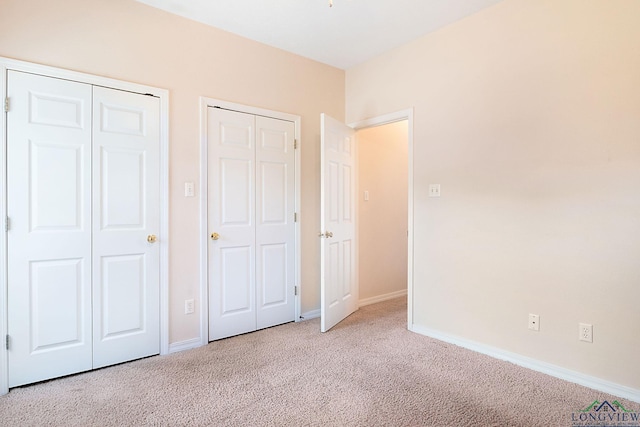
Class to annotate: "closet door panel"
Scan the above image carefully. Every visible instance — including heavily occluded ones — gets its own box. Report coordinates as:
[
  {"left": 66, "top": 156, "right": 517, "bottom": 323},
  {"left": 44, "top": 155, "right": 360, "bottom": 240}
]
[
  {"left": 255, "top": 116, "right": 295, "bottom": 329},
  {"left": 92, "top": 87, "right": 160, "bottom": 369},
  {"left": 208, "top": 109, "right": 296, "bottom": 340},
  {"left": 7, "top": 71, "right": 93, "bottom": 387},
  {"left": 7, "top": 71, "right": 163, "bottom": 387},
  {"left": 208, "top": 108, "right": 257, "bottom": 341}
]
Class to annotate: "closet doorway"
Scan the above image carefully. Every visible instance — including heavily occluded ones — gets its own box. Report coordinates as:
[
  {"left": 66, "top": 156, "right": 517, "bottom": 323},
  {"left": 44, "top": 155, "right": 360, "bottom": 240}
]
[
  {"left": 201, "top": 99, "right": 301, "bottom": 342},
  {"left": 3, "top": 66, "right": 168, "bottom": 388}
]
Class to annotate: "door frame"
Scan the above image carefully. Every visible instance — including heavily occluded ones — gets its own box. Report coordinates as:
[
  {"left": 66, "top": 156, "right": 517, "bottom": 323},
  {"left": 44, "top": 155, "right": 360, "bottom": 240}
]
[
  {"left": 199, "top": 97, "right": 302, "bottom": 346},
  {"left": 349, "top": 108, "right": 414, "bottom": 329},
  {"left": 0, "top": 56, "right": 171, "bottom": 395}
]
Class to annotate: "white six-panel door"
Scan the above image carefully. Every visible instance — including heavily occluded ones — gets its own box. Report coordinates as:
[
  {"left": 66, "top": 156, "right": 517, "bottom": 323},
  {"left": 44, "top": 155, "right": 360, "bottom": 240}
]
[
  {"left": 208, "top": 109, "right": 257, "bottom": 340},
  {"left": 255, "top": 116, "right": 295, "bottom": 330},
  {"left": 320, "top": 114, "right": 358, "bottom": 333},
  {"left": 208, "top": 108, "right": 295, "bottom": 341},
  {"left": 6, "top": 71, "right": 160, "bottom": 387},
  {"left": 7, "top": 71, "right": 94, "bottom": 387},
  {"left": 92, "top": 86, "right": 160, "bottom": 368}
]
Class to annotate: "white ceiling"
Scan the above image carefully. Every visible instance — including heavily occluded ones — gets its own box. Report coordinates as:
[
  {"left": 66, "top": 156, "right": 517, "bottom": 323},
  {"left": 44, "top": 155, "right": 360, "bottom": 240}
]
[{"left": 136, "top": 0, "right": 504, "bottom": 70}]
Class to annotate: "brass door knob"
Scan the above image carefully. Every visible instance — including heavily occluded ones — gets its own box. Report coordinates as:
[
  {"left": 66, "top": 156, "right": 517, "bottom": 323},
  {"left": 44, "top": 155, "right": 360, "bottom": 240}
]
[
  {"left": 211, "top": 232, "right": 220, "bottom": 241},
  {"left": 147, "top": 234, "right": 157, "bottom": 243}
]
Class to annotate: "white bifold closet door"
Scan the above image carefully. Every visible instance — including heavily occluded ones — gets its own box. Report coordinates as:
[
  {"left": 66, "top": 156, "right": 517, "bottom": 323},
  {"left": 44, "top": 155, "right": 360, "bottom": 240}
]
[
  {"left": 208, "top": 107, "right": 295, "bottom": 341},
  {"left": 6, "top": 71, "right": 160, "bottom": 387}
]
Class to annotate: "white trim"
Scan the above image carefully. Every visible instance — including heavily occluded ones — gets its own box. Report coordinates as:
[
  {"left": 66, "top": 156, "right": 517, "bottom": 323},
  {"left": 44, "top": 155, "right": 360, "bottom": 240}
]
[
  {"left": 0, "top": 64, "right": 8, "bottom": 396},
  {"left": 412, "top": 325, "right": 640, "bottom": 404},
  {"left": 301, "top": 309, "right": 321, "bottom": 321},
  {"left": 159, "top": 87, "right": 170, "bottom": 360},
  {"left": 0, "top": 56, "right": 170, "bottom": 395},
  {"left": 199, "top": 97, "right": 302, "bottom": 347},
  {"left": 359, "top": 289, "right": 408, "bottom": 308},
  {"left": 349, "top": 108, "right": 415, "bottom": 330},
  {"left": 168, "top": 338, "right": 202, "bottom": 354},
  {"left": 350, "top": 109, "right": 413, "bottom": 129}
]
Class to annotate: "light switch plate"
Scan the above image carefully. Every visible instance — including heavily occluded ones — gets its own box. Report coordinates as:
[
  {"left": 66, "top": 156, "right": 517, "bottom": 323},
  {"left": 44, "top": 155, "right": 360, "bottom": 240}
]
[
  {"left": 429, "top": 184, "right": 441, "bottom": 197},
  {"left": 184, "top": 182, "right": 195, "bottom": 197},
  {"left": 185, "top": 299, "right": 195, "bottom": 314}
]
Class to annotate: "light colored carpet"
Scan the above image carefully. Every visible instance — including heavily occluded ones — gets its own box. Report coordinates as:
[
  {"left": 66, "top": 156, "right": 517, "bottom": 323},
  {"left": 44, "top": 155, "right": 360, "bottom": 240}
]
[{"left": 0, "top": 297, "right": 635, "bottom": 426}]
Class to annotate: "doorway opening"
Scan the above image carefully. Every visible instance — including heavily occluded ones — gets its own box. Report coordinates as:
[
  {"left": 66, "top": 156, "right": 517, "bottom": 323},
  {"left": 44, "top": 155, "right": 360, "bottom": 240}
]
[
  {"left": 350, "top": 109, "right": 414, "bottom": 329},
  {"left": 356, "top": 120, "right": 409, "bottom": 308},
  {"left": 198, "top": 97, "right": 302, "bottom": 346},
  {"left": 0, "top": 57, "right": 170, "bottom": 395},
  {"left": 319, "top": 109, "right": 414, "bottom": 332}
]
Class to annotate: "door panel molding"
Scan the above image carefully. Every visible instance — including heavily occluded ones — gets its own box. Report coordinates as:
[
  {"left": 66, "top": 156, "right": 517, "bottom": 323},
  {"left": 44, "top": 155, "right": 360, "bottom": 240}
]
[
  {"left": 91, "top": 85, "right": 160, "bottom": 369},
  {"left": 320, "top": 113, "right": 358, "bottom": 332},
  {"left": 199, "top": 97, "right": 302, "bottom": 346},
  {"left": 0, "top": 56, "right": 170, "bottom": 395},
  {"left": 6, "top": 72, "right": 93, "bottom": 387}
]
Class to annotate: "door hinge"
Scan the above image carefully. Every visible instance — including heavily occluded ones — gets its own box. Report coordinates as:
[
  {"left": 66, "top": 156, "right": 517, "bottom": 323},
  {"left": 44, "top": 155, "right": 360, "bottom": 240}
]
[
  {"left": 5, "top": 216, "right": 9, "bottom": 232},
  {"left": 294, "top": 212, "right": 298, "bottom": 222},
  {"left": 5, "top": 335, "right": 9, "bottom": 351},
  {"left": 294, "top": 286, "right": 298, "bottom": 296},
  {"left": 294, "top": 139, "right": 297, "bottom": 150},
  {"left": 4, "top": 97, "right": 9, "bottom": 113}
]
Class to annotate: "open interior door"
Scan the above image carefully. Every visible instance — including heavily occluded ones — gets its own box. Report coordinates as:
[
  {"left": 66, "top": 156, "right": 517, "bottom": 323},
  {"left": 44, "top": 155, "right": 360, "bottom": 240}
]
[{"left": 320, "top": 114, "right": 358, "bottom": 332}]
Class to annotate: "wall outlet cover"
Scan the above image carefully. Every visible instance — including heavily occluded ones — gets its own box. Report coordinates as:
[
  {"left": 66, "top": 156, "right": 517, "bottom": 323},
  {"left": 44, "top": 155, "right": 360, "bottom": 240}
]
[
  {"left": 579, "top": 323, "right": 593, "bottom": 343},
  {"left": 528, "top": 313, "right": 540, "bottom": 331}
]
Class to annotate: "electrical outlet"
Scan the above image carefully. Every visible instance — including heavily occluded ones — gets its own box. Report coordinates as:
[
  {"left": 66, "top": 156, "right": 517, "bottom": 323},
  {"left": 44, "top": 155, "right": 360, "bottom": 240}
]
[
  {"left": 528, "top": 314, "right": 540, "bottom": 331},
  {"left": 579, "top": 323, "right": 593, "bottom": 343},
  {"left": 429, "top": 184, "right": 441, "bottom": 198},
  {"left": 184, "top": 299, "right": 195, "bottom": 315}
]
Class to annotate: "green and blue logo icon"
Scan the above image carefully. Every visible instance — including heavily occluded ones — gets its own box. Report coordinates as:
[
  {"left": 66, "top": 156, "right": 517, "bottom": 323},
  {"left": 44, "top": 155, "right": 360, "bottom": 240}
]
[{"left": 571, "top": 400, "right": 639, "bottom": 427}]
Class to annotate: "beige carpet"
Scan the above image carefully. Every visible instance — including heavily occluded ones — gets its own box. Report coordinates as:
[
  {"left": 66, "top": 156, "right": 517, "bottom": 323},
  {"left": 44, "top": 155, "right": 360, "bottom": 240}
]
[{"left": 0, "top": 297, "right": 636, "bottom": 426}]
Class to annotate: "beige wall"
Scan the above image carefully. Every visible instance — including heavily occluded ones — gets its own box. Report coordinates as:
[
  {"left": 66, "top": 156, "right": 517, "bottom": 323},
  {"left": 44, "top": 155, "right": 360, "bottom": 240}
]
[
  {"left": 0, "top": 0, "right": 345, "bottom": 344},
  {"left": 3, "top": 0, "right": 639, "bottom": 394},
  {"left": 357, "top": 122, "right": 408, "bottom": 301},
  {"left": 347, "top": 0, "right": 640, "bottom": 389}
]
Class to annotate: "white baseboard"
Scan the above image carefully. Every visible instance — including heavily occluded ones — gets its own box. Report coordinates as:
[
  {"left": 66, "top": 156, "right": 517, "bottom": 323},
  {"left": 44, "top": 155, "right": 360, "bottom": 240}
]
[
  {"left": 301, "top": 309, "right": 320, "bottom": 320},
  {"left": 168, "top": 337, "right": 202, "bottom": 354},
  {"left": 359, "top": 289, "right": 407, "bottom": 307},
  {"left": 410, "top": 325, "right": 640, "bottom": 403}
]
